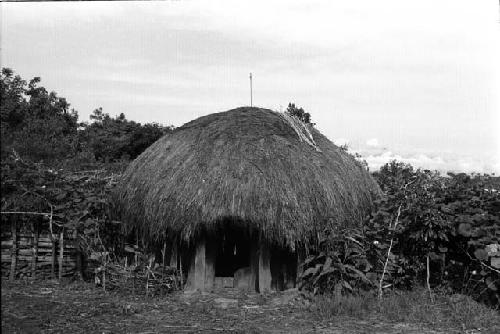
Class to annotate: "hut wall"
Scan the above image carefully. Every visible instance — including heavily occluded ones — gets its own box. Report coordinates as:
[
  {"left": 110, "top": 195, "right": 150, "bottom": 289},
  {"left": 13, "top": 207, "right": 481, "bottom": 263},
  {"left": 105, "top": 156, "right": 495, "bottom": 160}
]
[
  {"left": 269, "top": 246, "right": 298, "bottom": 290},
  {"left": 248, "top": 241, "right": 259, "bottom": 291},
  {"left": 205, "top": 239, "right": 216, "bottom": 290},
  {"left": 258, "top": 242, "right": 272, "bottom": 293},
  {"left": 182, "top": 235, "right": 298, "bottom": 293},
  {"left": 169, "top": 242, "right": 178, "bottom": 268},
  {"left": 1, "top": 222, "right": 77, "bottom": 280},
  {"left": 185, "top": 237, "right": 216, "bottom": 292},
  {"left": 193, "top": 238, "right": 206, "bottom": 289},
  {"left": 296, "top": 248, "right": 306, "bottom": 284}
]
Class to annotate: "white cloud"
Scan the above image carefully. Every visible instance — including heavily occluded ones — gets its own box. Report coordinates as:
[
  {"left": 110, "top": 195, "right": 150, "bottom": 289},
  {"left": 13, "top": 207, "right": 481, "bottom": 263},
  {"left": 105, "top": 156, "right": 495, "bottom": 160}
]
[
  {"left": 362, "top": 151, "right": 500, "bottom": 175},
  {"left": 366, "top": 138, "right": 379, "bottom": 147}
]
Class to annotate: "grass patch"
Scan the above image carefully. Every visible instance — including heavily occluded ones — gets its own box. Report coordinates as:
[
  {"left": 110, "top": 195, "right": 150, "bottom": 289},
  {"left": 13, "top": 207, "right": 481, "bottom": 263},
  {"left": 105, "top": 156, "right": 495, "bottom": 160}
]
[{"left": 311, "top": 289, "right": 500, "bottom": 332}]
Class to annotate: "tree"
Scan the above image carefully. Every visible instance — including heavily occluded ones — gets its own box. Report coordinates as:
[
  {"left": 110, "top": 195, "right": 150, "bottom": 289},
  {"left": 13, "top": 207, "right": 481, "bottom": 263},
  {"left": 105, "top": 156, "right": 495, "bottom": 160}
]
[
  {"left": 1, "top": 68, "right": 27, "bottom": 130},
  {"left": 80, "top": 108, "right": 173, "bottom": 162},
  {"left": 1, "top": 68, "right": 173, "bottom": 163},
  {"left": 285, "top": 103, "right": 313, "bottom": 124},
  {"left": 1, "top": 68, "right": 79, "bottom": 161}
]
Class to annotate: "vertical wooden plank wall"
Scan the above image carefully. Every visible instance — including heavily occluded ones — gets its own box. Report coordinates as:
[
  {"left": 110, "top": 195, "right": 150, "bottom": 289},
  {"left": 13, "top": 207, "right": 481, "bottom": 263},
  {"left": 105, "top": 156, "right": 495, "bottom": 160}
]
[
  {"left": 249, "top": 240, "right": 259, "bottom": 292},
  {"left": 204, "top": 239, "right": 216, "bottom": 291},
  {"left": 296, "top": 247, "right": 305, "bottom": 285},
  {"left": 258, "top": 242, "right": 272, "bottom": 293},
  {"left": 169, "top": 241, "right": 178, "bottom": 268},
  {"left": 185, "top": 237, "right": 216, "bottom": 292},
  {"left": 193, "top": 238, "right": 206, "bottom": 291},
  {"left": 1, "top": 221, "right": 77, "bottom": 280}
]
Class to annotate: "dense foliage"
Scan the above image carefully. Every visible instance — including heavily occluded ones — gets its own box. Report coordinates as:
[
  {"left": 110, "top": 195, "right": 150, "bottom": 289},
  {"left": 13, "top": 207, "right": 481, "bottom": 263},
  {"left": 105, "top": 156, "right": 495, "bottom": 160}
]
[
  {"left": 1, "top": 68, "right": 79, "bottom": 161},
  {"left": 1, "top": 68, "right": 173, "bottom": 163},
  {"left": 1, "top": 153, "right": 125, "bottom": 277},
  {"left": 301, "top": 161, "right": 500, "bottom": 308},
  {"left": 80, "top": 108, "right": 173, "bottom": 162}
]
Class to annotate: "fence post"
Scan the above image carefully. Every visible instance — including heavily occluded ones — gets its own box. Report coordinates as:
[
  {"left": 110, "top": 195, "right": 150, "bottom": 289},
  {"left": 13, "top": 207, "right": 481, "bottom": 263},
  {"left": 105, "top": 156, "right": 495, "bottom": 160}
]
[
  {"left": 75, "top": 229, "right": 83, "bottom": 279},
  {"left": 31, "top": 222, "right": 39, "bottom": 279},
  {"left": 51, "top": 233, "right": 56, "bottom": 279},
  {"left": 58, "top": 231, "right": 64, "bottom": 280},
  {"left": 9, "top": 220, "right": 18, "bottom": 281}
]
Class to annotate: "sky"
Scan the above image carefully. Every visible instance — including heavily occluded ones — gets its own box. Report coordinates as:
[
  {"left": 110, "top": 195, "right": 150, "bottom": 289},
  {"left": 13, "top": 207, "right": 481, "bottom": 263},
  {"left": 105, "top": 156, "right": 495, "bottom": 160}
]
[{"left": 2, "top": 0, "right": 500, "bottom": 174}]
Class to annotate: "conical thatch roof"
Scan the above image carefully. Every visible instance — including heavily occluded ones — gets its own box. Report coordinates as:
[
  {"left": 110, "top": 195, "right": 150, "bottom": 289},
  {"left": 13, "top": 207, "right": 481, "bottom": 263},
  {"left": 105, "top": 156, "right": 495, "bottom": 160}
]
[{"left": 113, "top": 107, "right": 380, "bottom": 248}]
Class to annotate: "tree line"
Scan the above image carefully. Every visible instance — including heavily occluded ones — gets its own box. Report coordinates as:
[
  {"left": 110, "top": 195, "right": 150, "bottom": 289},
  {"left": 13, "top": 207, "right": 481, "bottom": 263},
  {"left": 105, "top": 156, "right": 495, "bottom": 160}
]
[{"left": 1, "top": 68, "right": 173, "bottom": 164}]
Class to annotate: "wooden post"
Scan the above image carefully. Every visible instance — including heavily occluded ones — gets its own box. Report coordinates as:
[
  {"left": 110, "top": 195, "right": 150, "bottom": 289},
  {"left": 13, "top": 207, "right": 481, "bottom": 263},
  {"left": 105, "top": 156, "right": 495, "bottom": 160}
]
[
  {"left": 185, "top": 249, "right": 196, "bottom": 291},
  {"left": 205, "top": 238, "right": 216, "bottom": 292},
  {"left": 75, "top": 230, "right": 83, "bottom": 280},
  {"left": 162, "top": 241, "right": 167, "bottom": 269},
  {"left": 146, "top": 258, "right": 153, "bottom": 296},
  {"left": 103, "top": 260, "right": 106, "bottom": 292},
  {"left": 186, "top": 238, "right": 207, "bottom": 291},
  {"left": 258, "top": 242, "right": 271, "bottom": 293},
  {"left": 170, "top": 241, "right": 178, "bottom": 269},
  {"left": 249, "top": 239, "right": 259, "bottom": 292},
  {"left": 51, "top": 233, "right": 56, "bottom": 279},
  {"left": 296, "top": 247, "right": 306, "bottom": 288},
  {"left": 132, "top": 264, "right": 135, "bottom": 294},
  {"left": 179, "top": 252, "right": 183, "bottom": 288},
  {"left": 58, "top": 231, "right": 64, "bottom": 280},
  {"left": 194, "top": 238, "right": 206, "bottom": 291},
  {"left": 135, "top": 233, "right": 139, "bottom": 265},
  {"left": 31, "top": 222, "right": 39, "bottom": 279},
  {"left": 10, "top": 220, "right": 18, "bottom": 281},
  {"left": 249, "top": 73, "right": 253, "bottom": 107}
]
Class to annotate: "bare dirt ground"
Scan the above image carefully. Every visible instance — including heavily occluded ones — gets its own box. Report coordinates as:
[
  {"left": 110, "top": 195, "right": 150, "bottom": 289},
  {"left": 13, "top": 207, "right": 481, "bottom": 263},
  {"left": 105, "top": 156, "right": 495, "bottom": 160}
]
[{"left": 0, "top": 280, "right": 481, "bottom": 334}]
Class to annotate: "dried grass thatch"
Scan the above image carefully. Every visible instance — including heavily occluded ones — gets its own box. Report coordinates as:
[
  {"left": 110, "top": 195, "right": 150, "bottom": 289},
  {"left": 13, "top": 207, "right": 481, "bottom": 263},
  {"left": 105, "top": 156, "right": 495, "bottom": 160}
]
[{"left": 113, "top": 107, "right": 380, "bottom": 248}]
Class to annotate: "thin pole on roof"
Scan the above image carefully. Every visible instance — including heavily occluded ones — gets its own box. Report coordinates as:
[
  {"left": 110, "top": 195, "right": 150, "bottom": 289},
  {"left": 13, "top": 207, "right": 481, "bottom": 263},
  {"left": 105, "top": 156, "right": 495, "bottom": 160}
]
[{"left": 249, "top": 72, "right": 253, "bottom": 107}]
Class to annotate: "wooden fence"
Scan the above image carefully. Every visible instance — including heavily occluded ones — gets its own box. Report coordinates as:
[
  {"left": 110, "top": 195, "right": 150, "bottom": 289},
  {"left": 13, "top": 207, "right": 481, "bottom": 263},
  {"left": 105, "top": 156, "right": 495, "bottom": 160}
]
[{"left": 1, "top": 221, "right": 78, "bottom": 280}]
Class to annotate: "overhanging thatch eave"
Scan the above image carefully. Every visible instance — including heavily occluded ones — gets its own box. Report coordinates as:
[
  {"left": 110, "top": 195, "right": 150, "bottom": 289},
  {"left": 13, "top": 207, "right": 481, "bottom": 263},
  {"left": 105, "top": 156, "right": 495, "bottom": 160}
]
[{"left": 113, "top": 107, "right": 381, "bottom": 248}]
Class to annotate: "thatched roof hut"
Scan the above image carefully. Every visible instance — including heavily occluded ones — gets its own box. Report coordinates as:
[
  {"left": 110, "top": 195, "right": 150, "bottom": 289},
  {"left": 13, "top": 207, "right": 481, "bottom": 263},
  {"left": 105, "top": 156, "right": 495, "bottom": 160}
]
[{"left": 113, "top": 107, "right": 380, "bottom": 292}]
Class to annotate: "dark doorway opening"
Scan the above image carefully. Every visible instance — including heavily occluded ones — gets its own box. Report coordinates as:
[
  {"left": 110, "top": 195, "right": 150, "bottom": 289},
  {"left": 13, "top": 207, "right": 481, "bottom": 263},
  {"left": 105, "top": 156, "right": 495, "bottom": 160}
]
[{"left": 213, "top": 225, "right": 251, "bottom": 277}]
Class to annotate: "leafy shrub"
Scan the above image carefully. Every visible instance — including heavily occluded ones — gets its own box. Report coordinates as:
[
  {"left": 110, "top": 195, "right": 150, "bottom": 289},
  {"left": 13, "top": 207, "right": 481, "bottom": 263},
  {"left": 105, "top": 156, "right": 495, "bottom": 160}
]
[
  {"left": 300, "top": 161, "right": 500, "bottom": 309},
  {"left": 299, "top": 227, "right": 375, "bottom": 295}
]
